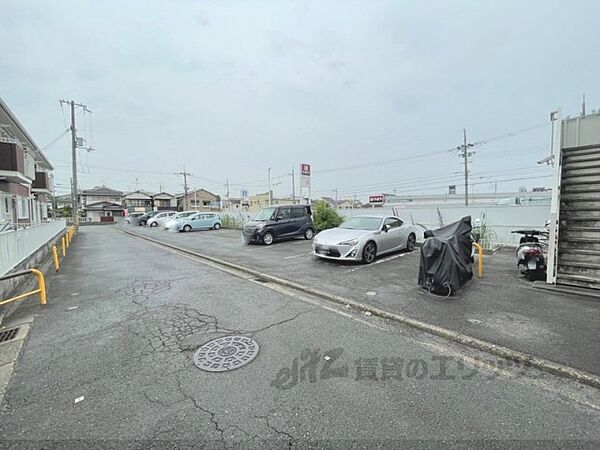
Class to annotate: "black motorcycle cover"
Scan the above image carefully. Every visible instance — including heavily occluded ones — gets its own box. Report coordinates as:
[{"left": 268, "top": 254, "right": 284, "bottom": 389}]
[{"left": 418, "top": 216, "right": 473, "bottom": 296}]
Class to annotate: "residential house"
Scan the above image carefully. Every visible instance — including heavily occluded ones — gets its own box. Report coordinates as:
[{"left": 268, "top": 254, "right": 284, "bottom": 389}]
[
  {"left": 152, "top": 192, "right": 177, "bottom": 211},
  {"left": 79, "top": 186, "right": 125, "bottom": 222},
  {"left": 123, "top": 191, "right": 153, "bottom": 213},
  {"left": 0, "top": 97, "right": 53, "bottom": 226},
  {"left": 177, "top": 188, "right": 220, "bottom": 211}
]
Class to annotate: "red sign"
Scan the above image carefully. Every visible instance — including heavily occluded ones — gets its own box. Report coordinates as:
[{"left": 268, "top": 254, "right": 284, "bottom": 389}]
[
  {"left": 369, "top": 195, "right": 384, "bottom": 203},
  {"left": 301, "top": 163, "right": 311, "bottom": 176}
]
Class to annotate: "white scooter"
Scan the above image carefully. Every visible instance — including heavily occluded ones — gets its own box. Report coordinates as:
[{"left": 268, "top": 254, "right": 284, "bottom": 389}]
[{"left": 511, "top": 229, "right": 548, "bottom": 280}]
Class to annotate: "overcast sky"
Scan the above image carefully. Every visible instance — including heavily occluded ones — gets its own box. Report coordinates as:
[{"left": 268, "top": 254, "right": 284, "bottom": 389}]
[{"left": 1, "top": 0, "right": 599, "bottom": 200}]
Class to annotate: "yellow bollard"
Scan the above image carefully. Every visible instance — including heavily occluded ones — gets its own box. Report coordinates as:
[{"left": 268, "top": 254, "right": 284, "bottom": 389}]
[
  {"left": 62, "top": 236, "right": 66, "bottom": 256},
  {"left": 473, "top": 243, "right": 484, "bottom": 277},
  {"left": 30, "top": 269, "right": 47, "bottom": 305},
  {"left": 52, "top": 245, "right": 60, "bottom": 272}
]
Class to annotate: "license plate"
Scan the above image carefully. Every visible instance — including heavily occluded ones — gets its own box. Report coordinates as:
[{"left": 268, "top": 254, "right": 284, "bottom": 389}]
[{"left": 528, "top": 260, "right": 537, "bottom": 270}]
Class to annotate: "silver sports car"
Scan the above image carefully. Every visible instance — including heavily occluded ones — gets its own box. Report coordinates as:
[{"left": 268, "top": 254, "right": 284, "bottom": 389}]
[{"left": 313, "top": 215, "right": 418, "bottom": 264}]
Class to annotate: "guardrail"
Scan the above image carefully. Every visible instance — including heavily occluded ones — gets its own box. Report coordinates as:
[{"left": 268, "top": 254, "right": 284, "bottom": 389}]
[
  {"left": 0, "top": 269, "right": 47, "bottom": 306},
  {"left": 53, "top": 225, "right": 77, "bottom": 273}
]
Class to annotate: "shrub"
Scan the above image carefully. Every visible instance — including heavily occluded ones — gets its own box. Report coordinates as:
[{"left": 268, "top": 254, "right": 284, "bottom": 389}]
[
  {"left": 312, "top": 200, "right": 344, "bottom": 231},
  {"left": 221, "top": 215, "right": 242, "bottom": 229}
]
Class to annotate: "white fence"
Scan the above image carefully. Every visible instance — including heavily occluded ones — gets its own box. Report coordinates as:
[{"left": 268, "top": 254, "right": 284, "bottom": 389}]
[
  {"left": 221, "top": 204, "right": 550, "bottom": 246},
  {"left": 340, "top": 204, "right": 550, "bottom": 246},
  {"left": 0, "top": 219, "right": 66, "bottom": 276}
]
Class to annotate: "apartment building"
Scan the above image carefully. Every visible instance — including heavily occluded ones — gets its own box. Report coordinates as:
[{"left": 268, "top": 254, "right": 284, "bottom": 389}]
[{"left": 0, "top": 97, "right": 53, "bottom": 226}]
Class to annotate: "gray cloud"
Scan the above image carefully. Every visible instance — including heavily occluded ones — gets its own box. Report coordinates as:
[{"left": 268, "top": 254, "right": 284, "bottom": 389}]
[{"left": 1, "top": 0, "right": 598, "bottom": 198}]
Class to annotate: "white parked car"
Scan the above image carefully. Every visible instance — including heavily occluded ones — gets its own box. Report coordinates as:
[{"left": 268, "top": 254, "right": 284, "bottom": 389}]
[
  {"left": 165, "top": 211, "right": 197, "bottom": 230},
  {"left": 147, "top": 211, "right": 177, "bottom": 227}
]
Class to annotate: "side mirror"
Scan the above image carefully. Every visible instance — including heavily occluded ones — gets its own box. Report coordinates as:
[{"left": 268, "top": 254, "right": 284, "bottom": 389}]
[
  {"left": 276, "top": 216, "right": 283, "bottom": 221},
  {"left": 383, "top": 224, "right": 390, "bottom": 232}
]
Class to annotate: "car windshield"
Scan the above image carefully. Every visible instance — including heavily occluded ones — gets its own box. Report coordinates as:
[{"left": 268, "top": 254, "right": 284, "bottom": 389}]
[
  {"left": 254, "top": 207, "right": 276, "bottom": 221},
  {"left": 339, "top": 217, "right": 382, "bottom": 231}
]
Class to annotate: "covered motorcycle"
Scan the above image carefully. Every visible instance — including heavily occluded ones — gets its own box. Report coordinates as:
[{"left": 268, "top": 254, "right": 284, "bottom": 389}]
[{"left": 418, "top": 216, "right": 473, "bottom": 296}]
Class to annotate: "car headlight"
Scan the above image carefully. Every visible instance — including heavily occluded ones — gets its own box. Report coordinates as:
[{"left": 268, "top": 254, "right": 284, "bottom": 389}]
[
  {"left": 338, "top": 238, "right": 358, "bottom": 246},
  {"left": 256, "top": 223, "right": 266, "bottom": 229}
]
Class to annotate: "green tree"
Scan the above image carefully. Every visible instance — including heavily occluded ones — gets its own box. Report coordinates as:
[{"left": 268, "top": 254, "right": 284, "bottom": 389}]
[{"left": 312, "top": 200, "right": 344, "bottom": 231}]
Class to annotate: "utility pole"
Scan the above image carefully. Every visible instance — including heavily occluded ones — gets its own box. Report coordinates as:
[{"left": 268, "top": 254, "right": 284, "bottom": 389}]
[
  {"left": 225, "top": 178, "right": 230, "bottom": 211},
  {"left": 333, "top": 188, "right": 338, "bottom": 209},
  {"left": 457, "top": 128, "right": 475, "bottom": 207},
  {"left": 268, "top": 168, "right": 272, "bottom": 206},
  {"left": 176, "top": 167, "right": 191, "bottom": 211},
  {"left": 291, "top": 167, "right": 296, "bottom": 204},
  {"left": 60, "top": 99, "right": 91, "bottom": 225},
  {"left": 69, "top": 101, "right": 77, "bottom": 224}
]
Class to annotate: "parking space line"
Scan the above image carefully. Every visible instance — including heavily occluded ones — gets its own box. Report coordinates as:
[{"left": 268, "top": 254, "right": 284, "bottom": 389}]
[
  {"left": 291, "top": 240, "right": 311, "bottom": 245},
  {"left": 284, "top": 252, "right": 310, "bottom": 260},
  {"left": 347, "top": 253, "right": 406, "bottom": 272}
]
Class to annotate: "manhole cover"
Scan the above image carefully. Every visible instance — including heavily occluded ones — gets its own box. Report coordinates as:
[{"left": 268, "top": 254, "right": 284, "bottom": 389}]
[{"left": 194, "top": 335, "right": 259, "bottom": 372}]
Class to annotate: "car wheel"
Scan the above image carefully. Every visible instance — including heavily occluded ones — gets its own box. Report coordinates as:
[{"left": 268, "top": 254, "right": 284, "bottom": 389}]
[
  {"left": 362, "top": 241, "right": 377, "bottom": 264},
  {"left": 406, "top": 233, "right": 416, "bottom": 251},
  {"left": 150, "top": 222, "right": 158, "bottom": 227},
  {"left": 262, "top": 232, "right": 274, "bottom": 245},
  {"left": 183, "top": 225, "right": 192, "bottom": 232},
  {"left": 213, "top": 223, "right": 221, "bottom": 230},
  {"left": 139, "top": 220, "right": 146, "bottom": 226},
  {"left": 304, "top": 228, "right": 314, "bottom": 240}
]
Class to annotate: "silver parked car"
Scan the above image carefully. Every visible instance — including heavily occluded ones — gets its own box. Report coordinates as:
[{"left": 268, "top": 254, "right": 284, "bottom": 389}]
[
  {"left": 165, "top": 211, "right": 197, "bottom": 230},
  {"left": 313, "top": 215, "right": 418, "bottom": 264}
]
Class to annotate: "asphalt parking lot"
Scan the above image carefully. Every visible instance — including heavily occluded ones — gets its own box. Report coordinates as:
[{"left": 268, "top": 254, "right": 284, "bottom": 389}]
[
  {"left": 4, "top": 226, "right": 600, "bottom": 445},
  {"left": 122, "top": 223, "right": 600, "bottom": 377}
]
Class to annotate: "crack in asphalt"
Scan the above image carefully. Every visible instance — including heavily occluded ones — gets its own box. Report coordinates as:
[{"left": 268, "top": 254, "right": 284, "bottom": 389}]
[
  {"left": 174, "top": 373, "right": 226, "bottom": 446},
  {"left": 247, "top": 308, "right": 316, "bottom": 338},
  {"left": 254, "top": 412, "right": 296, "bottom": 446}
]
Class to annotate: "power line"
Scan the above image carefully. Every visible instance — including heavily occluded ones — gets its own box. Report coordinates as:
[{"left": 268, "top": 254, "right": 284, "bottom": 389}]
[
  {"left": 315, "top": 171, "right": 551, "bottom": 198},
  {"left": 312, "top": 165, "right": 552, "bottom": 196},
  {"left": 40, "top": 129, "right": 69, "bottom": 151},
  {"left": 312, "top": 121, "right": 550, "bottom": 176}
]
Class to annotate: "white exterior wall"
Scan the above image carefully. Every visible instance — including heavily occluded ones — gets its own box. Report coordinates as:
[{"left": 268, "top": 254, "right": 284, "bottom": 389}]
[{"left": 340, "top": 204, "right": 550, "bottom": 246}]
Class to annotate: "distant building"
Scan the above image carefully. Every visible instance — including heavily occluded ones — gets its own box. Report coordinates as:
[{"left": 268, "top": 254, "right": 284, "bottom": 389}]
[
  {"left": 319, "top": 197, "right": 336, "bottom": 208},
  {"left": 79, "top": 186, "right": 125, "bottom": 223},
  {"left": 152, "top": 192, "right": 177, "bottom": 211},
  {"left": 338, "top": 199, "right": 363, "bottom": 209},
  {"left": 247, "top": 191, "right": 299, "bottom": 212},
  {"left": 123, "top": 191, "right": 153, "bottom": 213},
  {"left": 222, "top": 197, "right": 242, "bottom": 211},
  {"left": 177, "top": 188, "right": 220, "bottom": 212},
  {"left": 385, "top": 190, "right": 552, "bottom": 207}
]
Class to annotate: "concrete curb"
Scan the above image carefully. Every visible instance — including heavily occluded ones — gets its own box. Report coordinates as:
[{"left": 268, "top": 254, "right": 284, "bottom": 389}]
[{"left": 120, "top": 228, "right": 600, "bottom": 390}]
